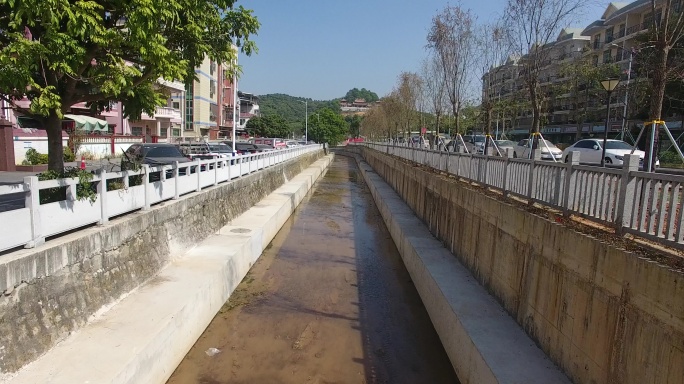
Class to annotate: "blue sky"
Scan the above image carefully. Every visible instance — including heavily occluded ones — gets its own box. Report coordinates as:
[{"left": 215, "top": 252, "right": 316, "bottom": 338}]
[{"left": 237, "top": 0, "right": 607, "bottom": 101}]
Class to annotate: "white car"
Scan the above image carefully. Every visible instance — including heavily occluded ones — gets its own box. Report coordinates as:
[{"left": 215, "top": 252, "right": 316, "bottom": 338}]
[
  {"left": 561, "top": 139, "right": 657, "bottom": 166},
  {"left": 513, "top": 139, "right": 563, "bottom": 161}
]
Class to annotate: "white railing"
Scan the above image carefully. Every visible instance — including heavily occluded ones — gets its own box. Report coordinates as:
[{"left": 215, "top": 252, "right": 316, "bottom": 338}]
[
  {"left": 0, "top": 145, "right": 321, "bottom": 252},
  {"left": 360, "top": 142, "right": 684, "bottom": 250}
]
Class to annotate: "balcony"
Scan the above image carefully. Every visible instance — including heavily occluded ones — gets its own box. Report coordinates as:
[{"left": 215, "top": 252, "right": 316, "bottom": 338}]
[{"left": 140, "top": 107, "right": 182, "bottom": 121}]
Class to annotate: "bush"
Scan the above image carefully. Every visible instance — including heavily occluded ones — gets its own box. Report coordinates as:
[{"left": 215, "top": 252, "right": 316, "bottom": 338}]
[
  {"left": 63, "top": 146, "right": 76, "bottom": 162},
  {"left": 659, "top": 150, "right": 683, "bottom": 165},
  {"left": 25, "top": 148, "right": 49, "bottom": 165},
  {"left": 37, "top": 167, "right": 97, "bottom": 204}
]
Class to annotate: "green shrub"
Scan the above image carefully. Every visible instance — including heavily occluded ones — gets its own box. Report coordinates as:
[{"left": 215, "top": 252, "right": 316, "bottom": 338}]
[
  {"left": 63, "top": 146, "right": 76, "bottom": 162},
  {"left": 659, "top": 150, "right": 683, "bottom": 165},
  {"left": 37, "top": 167, "right": 97, "bottom": 204},
  {"left": 25, "top": 148, "right": 49, "bottom": 165}
]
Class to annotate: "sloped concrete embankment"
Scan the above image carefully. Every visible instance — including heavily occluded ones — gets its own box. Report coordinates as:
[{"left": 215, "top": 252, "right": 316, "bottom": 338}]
[
  {"left": 349, "top": 146, "right": 684, "bottom": 384},
  {"left": 0, "top": 150, "right": 326, "bottom": 378}
]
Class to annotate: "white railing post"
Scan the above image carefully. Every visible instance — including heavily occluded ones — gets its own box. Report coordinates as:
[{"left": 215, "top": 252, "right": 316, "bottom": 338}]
[
  {"left": 527, "top": 149, "right": 541, "bottom": 201},
  {"left": 24, "top": 176, "right": 44, "bottom": 248},
  {"left": 98, "top": 169, "right": 108, "bottom": 225},
  {"left": 214, "top": 158, "right": 219, "bottom": 186},
  {"left": 195, "top": 159, "right": 202, "bottom": 192},
  {"left": 503, "top": 148, "right": 513, "bottom": 197},
  {"left": 562, "top": 151, "right": 580, "bottom": 215},
  {"left": 142, "top": 165, "right": 151, "bottom": 210},
  {"left": 173, "top": 161, "right": 180, "bottom": 199},
  {"left": 615, "top": 154, "right": 640, "bottom": 233},
  {"left": 239, "top": 156, "right": 243, "bottom": 176}
]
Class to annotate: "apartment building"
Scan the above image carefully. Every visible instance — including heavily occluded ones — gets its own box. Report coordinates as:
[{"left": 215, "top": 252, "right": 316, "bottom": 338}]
[
  {"left": 483, "top": 0, "right": 684, "bottom": 144},
  {"left": 183, "top": 56, "right": 221, "bottom": 140},
  {"left": 483, "top": 28, "right": 589, "bottom": 142}
]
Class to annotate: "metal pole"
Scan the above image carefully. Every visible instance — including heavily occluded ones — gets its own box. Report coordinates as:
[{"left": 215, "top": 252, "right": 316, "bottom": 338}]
[
  {"left": 232, "top": 71, "right": 237, "bottom": 147},
  {"left": 305, "top": 101, "right": 308, "bottom": 143},
  {"left": 601, "top": 90, "right": 612, "bottom": 167}
]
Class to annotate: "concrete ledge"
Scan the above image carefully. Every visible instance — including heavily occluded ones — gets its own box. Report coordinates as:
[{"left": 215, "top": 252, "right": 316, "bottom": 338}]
[
  {"left": 5, "top": 155, "right": 333, "bottom": 384},
  {"left": 349, "top": 154, "right": 570, "bottom": 384}
]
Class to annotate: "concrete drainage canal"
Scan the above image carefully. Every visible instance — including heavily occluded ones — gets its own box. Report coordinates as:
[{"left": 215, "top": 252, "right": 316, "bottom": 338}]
[{"left": 166, "top": 155, "right": 459, "bottom": 384}]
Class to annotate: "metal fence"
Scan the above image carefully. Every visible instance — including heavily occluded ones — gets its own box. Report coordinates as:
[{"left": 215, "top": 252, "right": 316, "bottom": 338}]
[
  {"left": 0, "top": 145, "right": 321, "bottom": 253},
  {"left": 362, "top": 142, "right": 684, "bottom": 250}
]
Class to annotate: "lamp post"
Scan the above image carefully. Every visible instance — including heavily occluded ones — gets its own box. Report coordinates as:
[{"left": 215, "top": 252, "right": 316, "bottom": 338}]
[
  {"left": 299, "top": 100, "right": 308, "bottom": 142},
  {"left": 600, "top": 77, "right": 621, "bottom": 167}
]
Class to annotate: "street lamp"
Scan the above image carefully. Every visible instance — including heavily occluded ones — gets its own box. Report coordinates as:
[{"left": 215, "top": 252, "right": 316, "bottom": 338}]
[
  {"left": 299, "top": 100, "right": 308, "bottom": 142},
  {"left": 600, "top": 77, "right": 621, "bottom": 167}
]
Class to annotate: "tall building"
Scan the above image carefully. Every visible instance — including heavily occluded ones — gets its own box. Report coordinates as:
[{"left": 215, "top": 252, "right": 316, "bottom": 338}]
[
  {"left": 184, "top": 56, "right": 220, "bottom": 140},
  {"left": 483, "top": 0, "right": 684, "bottom": 144}
]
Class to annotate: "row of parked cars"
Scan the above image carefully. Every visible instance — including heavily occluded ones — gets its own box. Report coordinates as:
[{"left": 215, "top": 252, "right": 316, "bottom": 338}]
[
  {"left": 121, "top": 138, "right": 309, "bottom": 170},
  {"left": 436, "top": 134, "right": 655, "bottom": 166}
]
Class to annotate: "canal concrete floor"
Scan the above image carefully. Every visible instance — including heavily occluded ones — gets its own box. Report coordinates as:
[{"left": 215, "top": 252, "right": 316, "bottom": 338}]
[{"left": 166, "top": 156, "right": 459, "bottom": 384}]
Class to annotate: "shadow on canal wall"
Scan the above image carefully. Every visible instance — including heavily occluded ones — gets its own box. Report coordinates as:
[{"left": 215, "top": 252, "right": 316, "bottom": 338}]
[{"left": 336, "top": 146, "right": 684, "bottom": 384}]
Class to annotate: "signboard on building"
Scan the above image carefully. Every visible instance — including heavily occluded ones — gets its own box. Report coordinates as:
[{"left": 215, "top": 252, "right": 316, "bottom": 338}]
[{"left": 542, "top": 127, "right": 562, "bottom": 134}]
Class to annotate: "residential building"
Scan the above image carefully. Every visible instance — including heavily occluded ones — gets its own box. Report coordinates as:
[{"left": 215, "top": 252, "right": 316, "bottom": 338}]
[
  {"left": 184, "top": 56, "right": 220, "bottom": 140},
  {"left": 482, "top": 0, "right": 684, "bottom": 145},
  {"left": 237, "top": 91, "right": 260, "bottom": 134},
  {"left": 127, "top": 79, "right": 186, "bottom": 142},
  {"left": 218, "top": 62, "right": 239, "bottom": 139}
]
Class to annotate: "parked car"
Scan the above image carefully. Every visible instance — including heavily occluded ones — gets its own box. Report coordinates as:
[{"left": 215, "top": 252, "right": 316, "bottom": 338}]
[
  {"left": 561, "top": 139, "right": 658, "bottom": 166},
  {"left": 513, "top": 138, "right": 563, "bottom": 161},
  {"left": 254, "top": 144, "right": 276, "bottom": 152},
  {"left": 285, "top": 140, "right": 300, "bottom": 148},
  {"left": 463, "top": 134, "right": 486, "bottom": 153},
  {"left": 223, "top": 141, "right": 259, "bottom": 155},
  {"left": 121, "top": 143, "right": 191, "bottom": 169},
  {"left": 250, "top": 137, "right": 287, "bottom": 150},
  {"left": 177, "top": 142, "right": 233, "bottom": 159},
  {"left": 493, "top": 140, "right": 516, "bottom": 155},
  {"left": 409, "top": 135, "right": 429, "bottom": 149}
]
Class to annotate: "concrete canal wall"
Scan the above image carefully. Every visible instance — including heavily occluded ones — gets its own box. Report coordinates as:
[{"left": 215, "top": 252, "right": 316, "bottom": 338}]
[
  {"left": 353, "top": 147, "right": 684, "bottom": 384},
  {"left": 0, "top": 150, "right": 326, "bottom": 377}
]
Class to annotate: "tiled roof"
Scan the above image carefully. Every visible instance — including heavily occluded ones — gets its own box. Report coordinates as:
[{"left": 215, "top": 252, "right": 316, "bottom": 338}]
[{"left": 605, "top": 0, "right": 649, "bottom": 22}]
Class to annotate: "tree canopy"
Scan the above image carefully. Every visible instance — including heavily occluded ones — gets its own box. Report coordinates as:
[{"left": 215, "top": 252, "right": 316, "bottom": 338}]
[
  {"left": 343, "top": 88, "right": 379, "bottom": 103},
  {"left": 0, "top": 0, "right": 259, "bottom": 171},
  {"left": 245, "top": 115, "right": 291, "bottom": 138},
  {"left": 308, "top": 108, "right": 348, "bottom": 144}
]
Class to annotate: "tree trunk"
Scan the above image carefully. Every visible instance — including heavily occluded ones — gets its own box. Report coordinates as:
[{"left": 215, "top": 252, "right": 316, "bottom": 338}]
[
  {"left": 645, "top": 46, "right": 668, "bottom": 171},
  {"left": 530, "top": 82, "right": 541, "bottom": 152},
  {"left": 46, "top": 111, "right": 65, "bottom": 173}
]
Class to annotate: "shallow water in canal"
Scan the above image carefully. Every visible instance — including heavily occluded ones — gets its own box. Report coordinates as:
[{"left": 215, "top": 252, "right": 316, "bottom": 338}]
[{"left": 167, "top": 156, "right": 459, "bottom": 384}]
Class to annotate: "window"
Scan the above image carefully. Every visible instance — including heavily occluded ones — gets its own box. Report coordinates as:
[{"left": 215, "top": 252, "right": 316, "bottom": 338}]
[
  {"left": 603, "top": 50, "right": 612, "bottom": 63},
  {"left": 210, "top": 80, "right": 216, "bottom": 99},
  {"left": 132, "top": 127, "right": 143, "bottom": 136},
  {"left": 172, "top": 128, "right": 180, "bottom": 137},
  {"left": 172, "top": 101, "right": 180, "bottom": 110},
  {"left": 574, "top": 140, "right": 595, "bottom": 149},
  {"left": 605, "top": 27, "right": 614, "bottom": 43},
  {"left": 210, "top": 61, "right": 216, "bottom": 76},
  {"left": 618, "top": 24, "right": 626, "bottom": 37},
  {"left": 160, "top": 128, "right": 168, "bottom": 137}
]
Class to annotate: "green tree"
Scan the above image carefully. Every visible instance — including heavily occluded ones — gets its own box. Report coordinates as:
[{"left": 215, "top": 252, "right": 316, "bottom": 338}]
[
  {"left": 308, "top": 108, "right": 348, "bottom": 144},
  {"left": 0, "top": 0, "right": 259, "bottom": 171},
  {"left": 345, "top": 114, "right": 362, "bottom": 138},
  {"left": 343, "top": 88, "right": 379, "bottom": 103},
  {"left": 245, "top": 115, "right": 290, "bottom": 138}
]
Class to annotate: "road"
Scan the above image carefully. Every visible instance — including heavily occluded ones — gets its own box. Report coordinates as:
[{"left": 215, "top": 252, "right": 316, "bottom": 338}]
[{"left": 166, "top": 156, "right": 459, "bottom": 384}]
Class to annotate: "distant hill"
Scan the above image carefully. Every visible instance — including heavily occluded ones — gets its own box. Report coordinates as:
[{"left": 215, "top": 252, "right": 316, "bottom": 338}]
[{"left": 257, "top": 94, "right": 340, "bottom": 125}]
